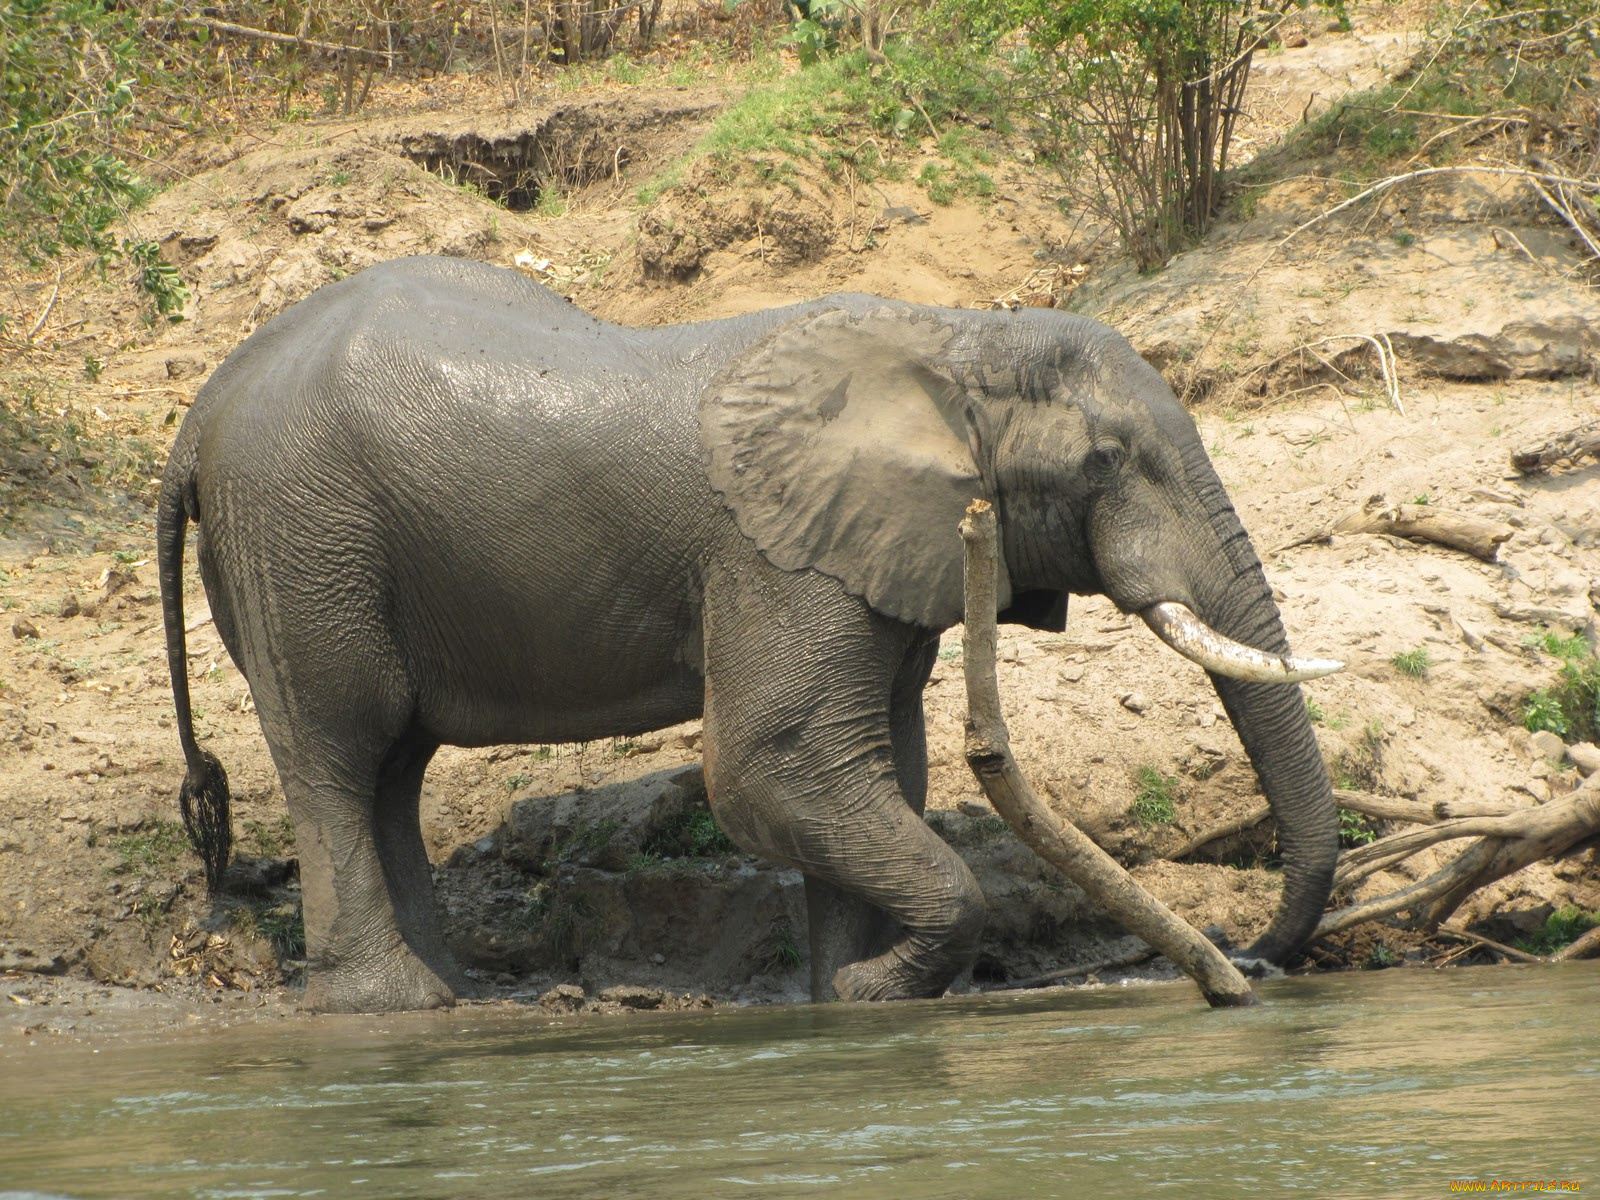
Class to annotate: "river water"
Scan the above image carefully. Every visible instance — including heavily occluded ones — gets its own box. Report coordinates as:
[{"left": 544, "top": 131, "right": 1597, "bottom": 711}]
[{"left": 2, "top": 964, "right": 1595, "bottom": 1199}]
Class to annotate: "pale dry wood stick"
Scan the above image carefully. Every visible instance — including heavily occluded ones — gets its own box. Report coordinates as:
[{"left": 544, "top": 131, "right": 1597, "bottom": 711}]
[
  {"left": 1333, "top": 788, "right": 1526, "bottom": 824},
  {"left": 1276, "top": 494, "right": 1514, "bottom": 562},
  {"left": 959, "top": 499, "right": 1259, "bottom": 1008}
]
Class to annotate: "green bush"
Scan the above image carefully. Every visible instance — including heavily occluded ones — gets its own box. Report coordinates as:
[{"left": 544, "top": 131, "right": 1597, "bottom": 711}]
[{"left": 969, "top": 0, "right": 1340, "bottom": 268}]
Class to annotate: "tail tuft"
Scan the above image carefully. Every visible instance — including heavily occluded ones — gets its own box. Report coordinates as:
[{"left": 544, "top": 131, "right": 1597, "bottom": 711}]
[{"left": 179, "top": 749, "right": 232, "bottom": 895}]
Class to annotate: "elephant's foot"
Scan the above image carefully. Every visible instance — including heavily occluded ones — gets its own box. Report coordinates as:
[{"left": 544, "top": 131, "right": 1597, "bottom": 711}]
[
  {"left": 830, "top": 921, "right": 982, "bottom": 1002},
  {"left": 303, "top": 945, "right": 474, "bottom": 1014}
]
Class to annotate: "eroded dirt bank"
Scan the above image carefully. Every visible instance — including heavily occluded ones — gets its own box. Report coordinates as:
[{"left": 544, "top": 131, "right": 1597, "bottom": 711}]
[{"left": 3, "top": 9, "right": 1598, "bottom": 1038}]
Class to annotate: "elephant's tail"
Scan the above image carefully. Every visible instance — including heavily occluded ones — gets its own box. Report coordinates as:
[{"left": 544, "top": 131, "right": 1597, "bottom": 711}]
[{"left": 157, "top": 433, "right": 231, "bottom": 896}]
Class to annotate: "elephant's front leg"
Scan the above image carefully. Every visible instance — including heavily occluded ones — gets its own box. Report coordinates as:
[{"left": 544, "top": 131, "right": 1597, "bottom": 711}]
[
  {"left": 703, "top": 564, "right": 984, "bottom": 1001},
  {"left": 803, "top": 635, "right": 940, "bottom": 1001}
]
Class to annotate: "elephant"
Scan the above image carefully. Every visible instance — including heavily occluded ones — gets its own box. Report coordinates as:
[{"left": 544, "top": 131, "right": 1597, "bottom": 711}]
[{"left": 158, "top": 254, "right": 1340, "bottom": 1014}]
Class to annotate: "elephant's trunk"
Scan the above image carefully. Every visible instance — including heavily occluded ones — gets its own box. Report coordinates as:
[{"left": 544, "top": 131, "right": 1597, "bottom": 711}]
[{"left": 1163, "top": 465, "right": 1340, "bottom": 965}]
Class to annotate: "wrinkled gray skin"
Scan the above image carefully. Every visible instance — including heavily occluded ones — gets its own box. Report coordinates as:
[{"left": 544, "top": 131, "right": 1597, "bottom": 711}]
[{"left": 158, "top": 255, "right": 1337, "bottom": 1014}]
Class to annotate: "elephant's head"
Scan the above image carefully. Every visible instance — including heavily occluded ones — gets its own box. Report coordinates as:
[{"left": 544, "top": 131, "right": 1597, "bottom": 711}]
[{"left": 702, "top": 302, "right": 1339, "bottom": 965}]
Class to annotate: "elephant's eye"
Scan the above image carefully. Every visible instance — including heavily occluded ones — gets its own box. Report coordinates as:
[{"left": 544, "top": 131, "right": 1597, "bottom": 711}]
[{"left": 1087, "top": 442, "right": 1125, "bottom": 481}]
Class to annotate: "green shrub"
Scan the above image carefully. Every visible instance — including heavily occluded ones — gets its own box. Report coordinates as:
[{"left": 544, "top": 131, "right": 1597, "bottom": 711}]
[
  {"left": 970, "top": 0, "right": 1343, "bottom": 268},
  {"left": 1516, "top": 905, "right": 1600, "bottom": 956},
  {"left": 1390, "top": 647, "right": 1432, "bottom": 678}
]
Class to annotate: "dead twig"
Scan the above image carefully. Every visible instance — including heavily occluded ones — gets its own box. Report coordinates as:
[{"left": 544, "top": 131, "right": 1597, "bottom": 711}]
[
  {"left": 986, "top": 945, "right": 1160, "bottom": 992},
  {"left": 1435, "top": 923, "right": 1545, "bottom": 965},
  {"left": 960, "top": 499, "right": 1258, "bottom": 1008},
  {"left": 25, "top": 263, "right": 63, "bottom": 344}
]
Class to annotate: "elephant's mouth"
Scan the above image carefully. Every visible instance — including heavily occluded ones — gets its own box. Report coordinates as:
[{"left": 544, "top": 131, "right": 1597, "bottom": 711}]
[{"left": 1141, "top": 602, "right": 1342, "bottom": 683}]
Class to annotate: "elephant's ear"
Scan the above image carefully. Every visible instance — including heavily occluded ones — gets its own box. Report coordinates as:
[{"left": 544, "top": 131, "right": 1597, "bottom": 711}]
[{"left": 702, "top": 305, "right": 1010, "bottom": 629}]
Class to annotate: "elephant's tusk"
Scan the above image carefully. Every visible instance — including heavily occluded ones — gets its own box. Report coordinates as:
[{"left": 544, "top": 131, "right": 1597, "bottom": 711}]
[{"left": 1141, "top": 602, "right": 1343, "bottom": 683}]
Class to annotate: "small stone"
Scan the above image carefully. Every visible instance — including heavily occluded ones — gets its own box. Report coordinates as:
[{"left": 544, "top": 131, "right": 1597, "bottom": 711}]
[
  {"left": 1567, "top": 742, "right": 1600, "bottom": 777},
  {"left": 58, "top": 593, "right": 80, "bottom": 619},
  {"left": 1119, "top": 692, "right": 1150, "bottom": 714},
  {"left": 1059, "top": 665, "right": 1085, "bottom": 684},
  {"left": 1523, "top": 779, "right": 1553, "bottom": 804},
  {"left": 1529, "top": 729, "right": 1566, "bottom": 762},
  {"left": 11, "top": 616, "right": 39, "bottom": 640},
  {"left": 651, "top": 953, "right": 666, "bottom": 965}
]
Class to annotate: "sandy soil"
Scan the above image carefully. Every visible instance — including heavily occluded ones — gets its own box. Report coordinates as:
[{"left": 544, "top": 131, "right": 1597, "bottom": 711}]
[{"left": 2, "top": 5, "right": 1597, "bottom": 1037}]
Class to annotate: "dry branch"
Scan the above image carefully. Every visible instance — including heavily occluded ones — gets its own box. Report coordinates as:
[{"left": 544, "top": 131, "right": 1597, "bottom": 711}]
[
  {"left": 1510, "top": 419, "right": 1600, "bottom": 474},
  {"left": 1315, "top": 776, "right": 1600, "bottom": 940},
  {"left": 959, "top": 500, "right": 1258, "bottom": 1008},
  {"left": 178, "top": 17, "right": 397, "bottom": 63},
  {"left": 1279, "top": 493, "right": 1513, "bottom": 561},
  {"left": 1169, "top": 803, "right": 1271, "bottom": 860},
  {"left": 1334, "top": 788, "right": 1530, "bottom": 824},
  {"left": 1435, "top": 924, "right": 1545, "bottom": 964}
]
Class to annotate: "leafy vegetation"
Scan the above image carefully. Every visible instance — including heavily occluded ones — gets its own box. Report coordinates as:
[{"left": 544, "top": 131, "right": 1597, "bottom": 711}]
[
  {"left": 1338, "top": 806, "right": 1378, "bottom": 847},
  {"left": 232, "top": 901, "right": 307, "bottom": 958},
  {"left": 1516, "top": 905, "right": 1600, "bottom": 955},
  {"left": 638, "top": 805, "right": 737, "bottom": 862},
  {"left": 1130, "top": 765, "right": 1179, "bottom": 826},
  {"left": 1524, "top": 632, "right": 1600, "bottom": 743}
]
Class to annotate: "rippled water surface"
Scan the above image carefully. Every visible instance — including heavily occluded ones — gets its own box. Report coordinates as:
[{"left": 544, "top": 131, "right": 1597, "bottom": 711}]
[{"left": 3, "top": 964, "right": 1597, "bottom": 1198}]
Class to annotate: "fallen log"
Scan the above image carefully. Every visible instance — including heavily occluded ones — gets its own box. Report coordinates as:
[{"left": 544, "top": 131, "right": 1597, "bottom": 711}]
[
  {"left": 959, "top": 500, "right": 1258, "bottom": 1008},
  {"left": 1511, "top": 419, "right": 1600, "bottom": 474},
  {"left": 1281, "top": 494, "right": 1515, "bottom": 561}
]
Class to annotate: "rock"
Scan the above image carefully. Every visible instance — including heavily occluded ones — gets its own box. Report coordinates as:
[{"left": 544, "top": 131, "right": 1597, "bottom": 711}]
[
  {"left": 598, "top": 984, "right": 667, "bottom": 1010},
  {"left": 165, "top": 353, "right": 207, "bottom": 381},
  {"left": 539, "top": 983, "right": 587, "bottom": 1011},
  {"left": 1568, "top": 742, "right": 1600, "bottom": 777},
  {"left": 1119, "top": 691, "right": 1150, "bottom": 714},
  {"left": 1059, "top": 664, "right": 1085, "bottom": 684},
  {"left": 11, "top": 615, "right": 39, "bottom": 640},
  {"left": 1529, "top": 730, "right": 1567, "bottom": 762}
]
